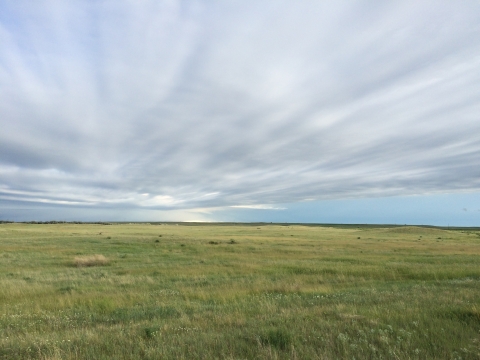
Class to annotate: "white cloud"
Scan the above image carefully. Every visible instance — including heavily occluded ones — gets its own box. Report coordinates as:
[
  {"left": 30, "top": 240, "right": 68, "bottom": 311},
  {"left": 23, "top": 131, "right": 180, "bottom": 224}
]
[{"left": 231, "top": 205, "right": 286, "bottom": 210}]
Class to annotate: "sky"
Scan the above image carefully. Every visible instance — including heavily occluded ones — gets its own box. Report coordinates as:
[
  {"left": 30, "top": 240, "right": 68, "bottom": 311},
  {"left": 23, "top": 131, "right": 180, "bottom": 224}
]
[{"left": 1, "top": 1, "right": 479, "bottom": 224}]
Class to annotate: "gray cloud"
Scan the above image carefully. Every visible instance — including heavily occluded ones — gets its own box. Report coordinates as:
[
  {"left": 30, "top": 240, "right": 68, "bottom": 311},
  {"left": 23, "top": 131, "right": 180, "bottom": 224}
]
[{"left": 1, "top": 0, "right": 480, "bottom": 217}]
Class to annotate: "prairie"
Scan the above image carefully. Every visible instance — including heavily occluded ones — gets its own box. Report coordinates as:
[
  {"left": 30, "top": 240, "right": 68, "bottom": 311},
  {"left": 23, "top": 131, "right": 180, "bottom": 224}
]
[{"left": 0, "top": 223, "right": 479, "bottom": 359}]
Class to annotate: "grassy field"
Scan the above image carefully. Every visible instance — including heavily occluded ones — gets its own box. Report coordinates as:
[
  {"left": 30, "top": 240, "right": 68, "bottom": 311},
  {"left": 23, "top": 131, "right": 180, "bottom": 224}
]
[{"left": 1, "top": 223, "right": 480, "bottom": 359}]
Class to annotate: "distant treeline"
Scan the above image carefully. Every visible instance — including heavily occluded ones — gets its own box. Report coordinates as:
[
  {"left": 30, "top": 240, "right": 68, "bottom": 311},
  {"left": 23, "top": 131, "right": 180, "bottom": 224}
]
[
  {"left": 0, "top": 221, "right": 113, "bottom": 225},
  {"left": 0, "top": 220, "right": 164, "bottom": 225}
]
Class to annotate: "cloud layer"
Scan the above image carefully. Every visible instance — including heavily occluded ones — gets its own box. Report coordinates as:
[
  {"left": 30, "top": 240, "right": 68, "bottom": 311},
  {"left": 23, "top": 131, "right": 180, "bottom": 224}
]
[{"left": 1, "top": 1, "right": 480, "bottom": 218}]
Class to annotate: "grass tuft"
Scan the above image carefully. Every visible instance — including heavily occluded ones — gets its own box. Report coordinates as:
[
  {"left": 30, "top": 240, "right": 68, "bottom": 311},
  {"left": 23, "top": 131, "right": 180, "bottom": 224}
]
[
  {"left": 73, "top": 254, "right": 109, "bottom": 267},
  {"left": 143, "top": 326, "right": 161, "bottom": 339},
  {"left": 261, "top": 328, "right": 292, "bottom": 350}
]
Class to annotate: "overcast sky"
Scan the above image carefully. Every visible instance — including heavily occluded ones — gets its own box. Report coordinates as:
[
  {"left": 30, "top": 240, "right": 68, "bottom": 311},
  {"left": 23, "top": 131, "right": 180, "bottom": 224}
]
[{"left": 1, "top": 1, "right": 479, "bottom": 224}]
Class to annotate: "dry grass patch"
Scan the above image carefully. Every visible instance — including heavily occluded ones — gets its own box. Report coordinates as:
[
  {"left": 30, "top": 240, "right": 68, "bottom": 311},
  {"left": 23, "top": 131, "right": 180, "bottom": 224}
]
[{"left": 73, "top": 254, "right": 109, "bottom": 267}]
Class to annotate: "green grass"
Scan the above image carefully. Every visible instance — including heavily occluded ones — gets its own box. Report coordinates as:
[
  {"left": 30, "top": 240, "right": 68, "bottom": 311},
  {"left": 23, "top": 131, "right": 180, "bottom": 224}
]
[{"left": 1, "top": 223, "right": 480, "bottom": 359}]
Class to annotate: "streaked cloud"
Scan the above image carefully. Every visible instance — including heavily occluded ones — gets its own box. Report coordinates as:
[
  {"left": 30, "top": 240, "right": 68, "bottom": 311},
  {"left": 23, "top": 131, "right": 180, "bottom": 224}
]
[
  {"left": 230, "top": 205, "right": 286, "bottom": 210},
  {"left": 1, "top": 1, "right": 479, "bottom": 221}
]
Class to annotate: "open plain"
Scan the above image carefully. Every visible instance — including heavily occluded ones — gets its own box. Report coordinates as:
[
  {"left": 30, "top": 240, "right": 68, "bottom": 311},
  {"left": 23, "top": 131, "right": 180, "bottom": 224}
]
[{"left": 1, "top": 223, "right": 479, "bottom": 359}]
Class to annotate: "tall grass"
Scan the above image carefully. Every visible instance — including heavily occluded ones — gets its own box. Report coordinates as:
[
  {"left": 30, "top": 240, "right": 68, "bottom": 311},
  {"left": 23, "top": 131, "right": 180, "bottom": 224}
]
[{"left": 0, "top": 223, "right": 479, "bottom": 359}]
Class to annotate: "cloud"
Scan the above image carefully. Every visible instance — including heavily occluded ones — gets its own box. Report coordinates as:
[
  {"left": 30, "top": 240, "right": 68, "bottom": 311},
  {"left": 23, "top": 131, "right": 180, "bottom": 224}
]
[
  {"left": 1, "top": 0, "right": 480, "bottom": 220},
  {"left": 230, "top": 205, "right": 286, "bottom": 210}
]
